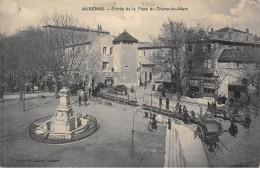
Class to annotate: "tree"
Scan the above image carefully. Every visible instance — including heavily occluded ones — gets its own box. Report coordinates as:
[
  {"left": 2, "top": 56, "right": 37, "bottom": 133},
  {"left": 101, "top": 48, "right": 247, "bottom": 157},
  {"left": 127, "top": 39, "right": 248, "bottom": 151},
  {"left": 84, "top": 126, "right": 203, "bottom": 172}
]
[
  {"left": 0, "top": 34, "right": 6, "bottom": 102},
  {"left": 2, "top": 26, "right": 42, "bottom": 102},
  {"left": 150, "top": 19, "right": 210, "bottom": 100},
  {"left": 39, "top": 12, "right": 101, "bottom": 98}
]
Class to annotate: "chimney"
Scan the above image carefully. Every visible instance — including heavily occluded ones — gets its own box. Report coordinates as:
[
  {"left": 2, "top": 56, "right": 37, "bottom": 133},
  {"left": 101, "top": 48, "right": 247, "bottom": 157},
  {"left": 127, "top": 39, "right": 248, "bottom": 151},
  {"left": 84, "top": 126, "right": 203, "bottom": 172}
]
[
  {"left": 246, "top": 28, "right": 249, "bottom": 33},
  {"left": 211, "top": 28, "right": 214, "bottom": 32}
]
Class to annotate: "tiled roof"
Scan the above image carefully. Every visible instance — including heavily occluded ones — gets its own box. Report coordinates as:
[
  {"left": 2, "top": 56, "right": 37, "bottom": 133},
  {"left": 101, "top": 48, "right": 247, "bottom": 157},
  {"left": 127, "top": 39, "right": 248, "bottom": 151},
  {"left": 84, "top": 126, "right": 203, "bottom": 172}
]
[
  {"left": 215, "top": 27, "right": 252, "bottom": 35},
  {"left": 43, "top": 25, "right": 110, "bottom": 34},
  {"left": 218, "top": 49, "right": 256, "bottom": 63},
  {"left": 112, "top": 31, "right": 138, "bottom": 43}
]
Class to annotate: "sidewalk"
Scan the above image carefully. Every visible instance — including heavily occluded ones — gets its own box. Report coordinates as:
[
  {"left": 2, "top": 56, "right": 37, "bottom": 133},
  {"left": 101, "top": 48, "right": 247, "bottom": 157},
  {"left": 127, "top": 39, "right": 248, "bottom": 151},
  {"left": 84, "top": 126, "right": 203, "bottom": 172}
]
[
  {"left": 164, "top": 119, "right": 209, "bottom": 167},
  {"left": 3, "top": 91, "right": 55, "bottom": 100},
  {"left": 134, "top": 86, "right": 211, "bottom": 114}
]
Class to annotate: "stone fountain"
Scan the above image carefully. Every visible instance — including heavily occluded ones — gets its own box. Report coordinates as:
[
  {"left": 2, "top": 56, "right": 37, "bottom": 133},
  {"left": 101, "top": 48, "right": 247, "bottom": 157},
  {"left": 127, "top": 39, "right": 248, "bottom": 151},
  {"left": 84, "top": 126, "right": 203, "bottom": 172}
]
[{"left": 30, "top": 87, "right": 98, "bottom": 143}]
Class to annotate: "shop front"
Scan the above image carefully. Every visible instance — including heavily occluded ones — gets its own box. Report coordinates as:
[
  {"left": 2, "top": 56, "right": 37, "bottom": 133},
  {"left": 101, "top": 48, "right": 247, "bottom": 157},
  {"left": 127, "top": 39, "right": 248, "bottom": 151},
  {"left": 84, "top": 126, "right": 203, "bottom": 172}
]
[{"left": 186, "top": 75, "right": 217, "bottom": 98}]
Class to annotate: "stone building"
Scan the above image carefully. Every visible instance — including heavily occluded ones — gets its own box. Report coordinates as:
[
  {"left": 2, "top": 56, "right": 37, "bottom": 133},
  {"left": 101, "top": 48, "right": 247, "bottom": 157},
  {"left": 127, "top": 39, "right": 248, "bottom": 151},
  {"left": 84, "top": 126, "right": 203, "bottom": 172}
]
[
  {"left": 42, "top": 24, "right": 111, "bottom": 87},
  {"left": 184, "top": 38, "right": 260, "bottom": 100},
  {"left": 210, "top": 27, "right": 257, "bottom": 43},
  {"left": 42, "top": 24, "right": 259, "bottom": 103},
  {"left": 217, "top": 49, "right": 259, "bottom": 104}
]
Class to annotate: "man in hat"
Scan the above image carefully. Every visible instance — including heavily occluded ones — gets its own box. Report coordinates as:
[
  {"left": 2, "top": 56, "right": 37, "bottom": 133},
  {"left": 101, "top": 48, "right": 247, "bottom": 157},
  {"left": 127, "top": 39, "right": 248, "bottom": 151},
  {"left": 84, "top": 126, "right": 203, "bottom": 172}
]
[
  {"left": 78, "top": 94, "right": 82, "bottom": 107},
  {"left": 166, "top": 97, "right": 169, "bottom": 110}
]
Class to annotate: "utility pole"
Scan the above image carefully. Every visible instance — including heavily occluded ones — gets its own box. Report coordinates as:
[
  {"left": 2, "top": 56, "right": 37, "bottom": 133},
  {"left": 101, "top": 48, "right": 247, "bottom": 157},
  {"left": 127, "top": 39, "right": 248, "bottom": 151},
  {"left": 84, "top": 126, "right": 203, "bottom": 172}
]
[
  {"left": 257, "top": 61, "right": 260, "bottom": 107},
  {"left": 23, "top": 80, "right": 25, "bottom": 111},
  {"left": 131, "top": 109, "right": 136, "bottom": 167}
]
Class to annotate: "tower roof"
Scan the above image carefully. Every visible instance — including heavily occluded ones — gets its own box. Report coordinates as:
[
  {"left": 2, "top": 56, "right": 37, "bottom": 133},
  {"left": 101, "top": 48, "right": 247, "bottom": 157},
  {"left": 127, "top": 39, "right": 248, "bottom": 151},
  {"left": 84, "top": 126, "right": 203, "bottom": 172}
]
[{"left": 112, "top": 30, "right": 138, "bottom": 44}]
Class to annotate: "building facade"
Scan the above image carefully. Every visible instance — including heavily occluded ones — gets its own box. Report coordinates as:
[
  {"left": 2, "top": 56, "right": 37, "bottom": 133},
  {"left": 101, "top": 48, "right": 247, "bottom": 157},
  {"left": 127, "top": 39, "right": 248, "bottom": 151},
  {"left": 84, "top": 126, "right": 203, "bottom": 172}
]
[{"left": 43, "top": 24, "right": 259, "bottom": 103}]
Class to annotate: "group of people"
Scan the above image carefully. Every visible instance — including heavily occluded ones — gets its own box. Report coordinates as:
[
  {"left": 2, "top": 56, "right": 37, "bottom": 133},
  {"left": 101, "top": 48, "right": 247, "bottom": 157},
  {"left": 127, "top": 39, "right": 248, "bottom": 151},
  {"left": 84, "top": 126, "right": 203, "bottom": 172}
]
[
  {"left": 159, "top": 96, "right": 170, "bottom": 110},
  {"left": 175, "top": 102, "right": 196, "bottom": 125},
  {"left": 78, "top": 90, "right": 90, "bottom": 107},
  {"left": 158, "top": 96, "right": 196, "bottom": 125},
  {"left": 25, "top": 84, "right": 34, "bottom": 94},
  {"left": 207, "top": 101, "right": 217, "bottom": 112}
]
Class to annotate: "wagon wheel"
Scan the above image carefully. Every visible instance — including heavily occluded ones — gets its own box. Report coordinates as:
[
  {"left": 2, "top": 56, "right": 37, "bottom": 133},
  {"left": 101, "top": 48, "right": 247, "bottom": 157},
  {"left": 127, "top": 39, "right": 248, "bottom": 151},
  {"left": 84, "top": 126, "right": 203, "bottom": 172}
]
[{"left": 197, "top": 126, "right": 205, "bottom": 142}]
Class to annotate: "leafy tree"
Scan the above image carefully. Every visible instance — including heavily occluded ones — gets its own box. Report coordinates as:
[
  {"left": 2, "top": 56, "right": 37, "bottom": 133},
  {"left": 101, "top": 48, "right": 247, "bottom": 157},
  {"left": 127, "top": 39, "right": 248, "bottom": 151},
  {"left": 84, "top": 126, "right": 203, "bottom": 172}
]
[{"left": 3, "top": 27, "right": 42, "bottom": 100}]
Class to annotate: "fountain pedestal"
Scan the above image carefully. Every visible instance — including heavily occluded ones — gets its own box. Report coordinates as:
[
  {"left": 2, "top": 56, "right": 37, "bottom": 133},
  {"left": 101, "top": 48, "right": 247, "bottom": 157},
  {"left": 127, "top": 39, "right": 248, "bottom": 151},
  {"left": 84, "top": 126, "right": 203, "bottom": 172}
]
[{"left": 49, "top": 87, "right": 77, "bottom": 139}]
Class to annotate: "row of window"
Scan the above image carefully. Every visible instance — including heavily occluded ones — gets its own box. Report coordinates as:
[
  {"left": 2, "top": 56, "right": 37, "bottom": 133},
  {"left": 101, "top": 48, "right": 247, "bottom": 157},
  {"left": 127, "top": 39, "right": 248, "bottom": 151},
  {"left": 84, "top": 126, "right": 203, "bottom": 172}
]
[{"left": 189, "top": 86, "right": 215, "bottom": 94}]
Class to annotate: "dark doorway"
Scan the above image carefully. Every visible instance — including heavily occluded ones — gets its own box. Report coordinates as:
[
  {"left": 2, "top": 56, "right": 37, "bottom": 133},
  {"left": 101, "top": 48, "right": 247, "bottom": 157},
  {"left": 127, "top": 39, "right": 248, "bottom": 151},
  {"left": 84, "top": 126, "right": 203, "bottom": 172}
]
[
  {"left": 234, "top": 87, "right": 240, "bottom": 99},
  {"left": 228, "top": 85, "right": 247, "bottom": 99}
]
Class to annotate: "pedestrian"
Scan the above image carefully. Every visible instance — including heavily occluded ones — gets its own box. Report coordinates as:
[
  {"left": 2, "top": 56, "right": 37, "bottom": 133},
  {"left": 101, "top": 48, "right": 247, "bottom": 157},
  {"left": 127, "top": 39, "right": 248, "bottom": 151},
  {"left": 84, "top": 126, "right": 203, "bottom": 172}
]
[
  {"left": 179, "top": 105, "right": 182, "bottom": 114},
  {"left": 152, "top": 113, "right": 157, "bottom": 129},
  {"left": 162, "top": 88, "right": 166, "bottom": 97},
  {"left": 78, "top": 94, "right": 82, "bottom": 106},
  {"left": 213, "top": 102, "right": 217, "bottom": 117},
  {"left": 175, "top": 102, "right": 180, "bottom": 113},
  {"left": 84, "top": 92, "right": 88, "bottom": 106},
  {"left": 190, "top": 110, "right": 195, "bottom": 120},
  {"left": 26, "top": 85, "right": 30, "bottom": 94},
  {"left": 229, "top": 121, "right": 238, "bottom": 137},
  {"left": 88, "top": 88, "right": 91, "bottom": 97},
  {"left": 245, "top": 113, "right": 251, "bottom": 129},
  {"left": 207, "top": 102, "right": 211, "bottom": 111},
  {"left": 159, "top": 96, "right": 162, "bottom": 109},
  {"left": 152, "top": 84, "right": 155, "bottom": 91},
  {"left": 166, "top": 97, "right": 169, "bottom": 110},
  {"left": 147, "top": 118, "right": 152, "bottom": 131},
  {"left": 183, "top": 105, "right": 187, "bottom": 113}
]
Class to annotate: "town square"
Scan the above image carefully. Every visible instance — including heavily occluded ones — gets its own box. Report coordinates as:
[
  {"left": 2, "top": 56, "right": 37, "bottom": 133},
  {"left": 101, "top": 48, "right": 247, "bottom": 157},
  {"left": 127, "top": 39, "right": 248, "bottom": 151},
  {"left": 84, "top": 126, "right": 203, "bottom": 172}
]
[{"left": 0, "top": 0, "right": 259, "bottom": 168}]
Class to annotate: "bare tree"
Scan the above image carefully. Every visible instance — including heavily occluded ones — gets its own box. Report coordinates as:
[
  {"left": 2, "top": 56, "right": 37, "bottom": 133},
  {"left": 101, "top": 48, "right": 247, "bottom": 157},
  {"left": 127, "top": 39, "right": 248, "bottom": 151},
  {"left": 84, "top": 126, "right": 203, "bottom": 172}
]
[
  {"left": 39, "top": 12, "right": 101, "bottom": 98},
  {"left": 240, "top": 48, "right": 260, "bottom": 107},
  {"left": 150, "top": 19, "right": 210, "bottom": 100},
  {"left": 0, "top": 34, "right": 6, "bottom": 102}
]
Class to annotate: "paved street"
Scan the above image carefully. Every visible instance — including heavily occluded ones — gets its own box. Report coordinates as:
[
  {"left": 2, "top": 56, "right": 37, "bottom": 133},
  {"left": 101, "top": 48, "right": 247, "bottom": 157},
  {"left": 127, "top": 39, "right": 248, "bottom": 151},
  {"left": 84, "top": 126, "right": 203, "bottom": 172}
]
[
  {"left": 0, "top": 94, "right": 166, "bottom": 167},
  {"left": 1, "top": 89, "right": 259, "bottom": 167},
  {"left": 134, "top": 85, "right": 260, "bottom": 167}
]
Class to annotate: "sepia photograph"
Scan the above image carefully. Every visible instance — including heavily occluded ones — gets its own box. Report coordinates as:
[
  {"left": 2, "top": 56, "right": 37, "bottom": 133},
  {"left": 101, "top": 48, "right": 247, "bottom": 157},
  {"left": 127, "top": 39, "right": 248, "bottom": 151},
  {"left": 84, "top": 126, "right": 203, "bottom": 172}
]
[{"left": 0, "top": 0, "right": 259, "bottom": 168}]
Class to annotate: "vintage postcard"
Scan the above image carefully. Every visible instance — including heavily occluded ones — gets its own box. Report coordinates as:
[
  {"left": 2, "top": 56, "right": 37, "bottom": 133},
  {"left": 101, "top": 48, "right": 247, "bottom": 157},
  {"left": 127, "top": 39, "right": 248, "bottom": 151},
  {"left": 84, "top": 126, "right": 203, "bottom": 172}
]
[{"left": 0, "top": 0, "right": 259, "bottom": 168}]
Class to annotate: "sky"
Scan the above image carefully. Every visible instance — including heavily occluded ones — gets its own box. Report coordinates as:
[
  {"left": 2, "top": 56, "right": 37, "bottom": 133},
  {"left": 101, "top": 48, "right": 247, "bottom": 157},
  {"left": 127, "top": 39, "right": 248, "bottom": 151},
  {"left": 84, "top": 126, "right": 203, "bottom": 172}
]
[{"left": 0, "top": 0, "right": 259, "bottom": 42}]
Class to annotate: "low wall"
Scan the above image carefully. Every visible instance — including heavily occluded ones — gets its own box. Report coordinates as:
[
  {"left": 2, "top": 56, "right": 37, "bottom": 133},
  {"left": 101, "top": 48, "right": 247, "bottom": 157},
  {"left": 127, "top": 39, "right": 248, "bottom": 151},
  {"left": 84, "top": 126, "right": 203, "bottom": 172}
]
[{"left": 164, "top": 126, "right": 185, "bottom": 167}]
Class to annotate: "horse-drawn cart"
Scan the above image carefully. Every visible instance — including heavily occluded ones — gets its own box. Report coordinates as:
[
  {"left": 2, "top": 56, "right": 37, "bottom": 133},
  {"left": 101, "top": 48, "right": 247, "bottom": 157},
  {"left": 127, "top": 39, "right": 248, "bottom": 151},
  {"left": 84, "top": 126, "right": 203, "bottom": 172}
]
[{"left": 195, "top": 116, "right": 228, "bottom": 153}]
